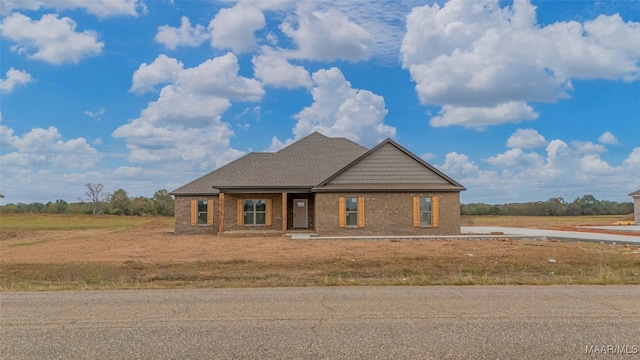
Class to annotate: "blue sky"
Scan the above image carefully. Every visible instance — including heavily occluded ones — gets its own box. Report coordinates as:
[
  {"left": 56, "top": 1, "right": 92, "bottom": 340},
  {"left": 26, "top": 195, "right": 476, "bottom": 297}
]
[{"left": 1, "top": 0, "right": 639, "bottom": 205}]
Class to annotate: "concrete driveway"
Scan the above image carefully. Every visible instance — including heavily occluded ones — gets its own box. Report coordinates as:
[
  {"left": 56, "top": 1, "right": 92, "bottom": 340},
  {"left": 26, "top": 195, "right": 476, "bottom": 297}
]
[{"left": 462, "top": 226, "right": 640, "bottom": 244}]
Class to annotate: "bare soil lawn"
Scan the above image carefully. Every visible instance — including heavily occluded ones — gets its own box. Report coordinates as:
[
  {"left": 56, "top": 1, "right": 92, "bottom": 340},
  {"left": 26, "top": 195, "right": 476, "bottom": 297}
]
[{"left": 1, "top": 214, "right": 638, "bottom": 290}]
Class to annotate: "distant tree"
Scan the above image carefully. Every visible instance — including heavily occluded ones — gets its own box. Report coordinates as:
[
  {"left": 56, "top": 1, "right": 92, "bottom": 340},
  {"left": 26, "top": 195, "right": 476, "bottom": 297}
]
[
  {"left": 84, "top": 183, "right": 109, "bottom": 215},
  {"left": 152, "top": 189, "right": 174, "bottom": 216},
  {"left": 131, "top": 196, "right": 153, "bottom": 216},
  {"left": 109, "top": 189, "right": 132, "bottom": 215}
]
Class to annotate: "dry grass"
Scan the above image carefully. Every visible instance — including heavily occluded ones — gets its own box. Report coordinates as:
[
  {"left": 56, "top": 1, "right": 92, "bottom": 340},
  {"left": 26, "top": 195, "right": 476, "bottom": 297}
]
[
  {"left": 461, "top": 215, "right": 626, "bottom": 228},
  {"left": 1, "top": 214, "right": 638, "bottom": 290}
]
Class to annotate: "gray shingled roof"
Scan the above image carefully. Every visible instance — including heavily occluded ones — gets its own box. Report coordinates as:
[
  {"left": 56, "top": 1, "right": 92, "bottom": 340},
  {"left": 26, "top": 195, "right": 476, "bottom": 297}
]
[
  {"left": 630, "top": 189, "right": 640, "bottom": 197},
  {"left": 170, "top": 132, "right": 368, "bottom": 195}
]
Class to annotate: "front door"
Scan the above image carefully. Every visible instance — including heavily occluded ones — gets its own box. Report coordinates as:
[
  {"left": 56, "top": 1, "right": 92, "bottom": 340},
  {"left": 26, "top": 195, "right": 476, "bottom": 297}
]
[{"left": 293, "top": 199, "right": 308, "bottom": 228}]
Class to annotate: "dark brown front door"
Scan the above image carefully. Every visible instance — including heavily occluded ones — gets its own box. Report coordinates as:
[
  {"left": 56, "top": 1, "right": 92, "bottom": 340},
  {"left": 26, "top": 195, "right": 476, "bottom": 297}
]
[{"left": 293, "top": 199, "right": 308, "bottom": 228}]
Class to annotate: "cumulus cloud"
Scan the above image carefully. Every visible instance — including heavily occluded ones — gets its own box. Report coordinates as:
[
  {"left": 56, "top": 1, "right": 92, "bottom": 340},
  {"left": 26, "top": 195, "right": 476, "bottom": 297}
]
[
  {"left": 438, "top": 152, "right": 480, "bottom": 178},
  {"left": 0, "top": 68, "right": 33, "bottom": 93},
  {"left": 287, "top": 67, "right": 395, "bottom": 147},
  {"left": 252, "top": 49, "right": 312, "bottom": 89},
  {"left": 116, "top": 53, "right": 263, "bottom": 169},
  {"left": 430, "top": 102, "right": 538, "bottom": 129},
  {"left": 209, "top": 3, "right": 265, "bottom": 53},
  {"left": 436, "top": 132, "right": 640, "bottom": 203},
  {"left": 1, "top": 0, "right": 144, "bottom": 18},
  {"left": 622, "top": 147, "right": 640, "bottom": 169},
  {"left": 0, "top": 125, "right": 99, "bottom": 169},
  {"left": 484, "top": 148, "right": 544, "bottom": 168},
  {"left": 401, "top": 0, "right": 640, "bottom": 128},
  {"left": 571, "top": 140, "right": 607, "bottom": 154},
  {"left": 0, "top": 13, "right": 103, "bottom": 65},
  {"left": 176, "top": 53, "right": 264, "bottom": 101},
  {"left": 130, "top": 54, "right": 184, "bottom": 94},
  {"left": 507, "top": 128, "right": 548, "bottom": 149},
  {"left": 598, "top": 131, "right": 620, "bottom": 145},
  {"left": 280, "top": 4, "right": 374, "bottom": 61},
  {"left": 155, "top": 16, "right": 208, "bottom": 50}
]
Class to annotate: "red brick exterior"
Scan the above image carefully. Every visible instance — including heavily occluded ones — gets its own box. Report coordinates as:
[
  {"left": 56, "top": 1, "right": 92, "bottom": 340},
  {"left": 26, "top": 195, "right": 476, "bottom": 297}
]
[
  {"left": 174, "top": 196, "right": 219, "bottom": 235},
  {"left": 175, "top": 192, "right": 461, "bottom": 236},
  {"left": 314, "top": 192, "right": 461, "bottom": 236}
]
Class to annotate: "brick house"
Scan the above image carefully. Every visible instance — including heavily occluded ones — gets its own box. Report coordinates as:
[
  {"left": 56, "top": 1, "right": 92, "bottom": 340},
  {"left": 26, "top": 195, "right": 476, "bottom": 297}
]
[
  {"left": 630, "top": 189, "right": 640, "bottom": 224},
  {"left": 170, "top": 132, "right": 465, "bottom": 236}
]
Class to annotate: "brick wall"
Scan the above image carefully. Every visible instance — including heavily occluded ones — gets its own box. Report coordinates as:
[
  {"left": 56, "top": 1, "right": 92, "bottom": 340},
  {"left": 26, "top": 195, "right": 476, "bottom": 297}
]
[
  {"left": 222, "top": 193, "right": 284, "bottom": 232},
  {"left": 174, "top": 195, "right": 219, "bottom": 235},
  {"left": 314, "top": 192, "right": 461, "bottom": 236},
  {"left": 634, "top": 197, "right": 640, "bottom": 224}
]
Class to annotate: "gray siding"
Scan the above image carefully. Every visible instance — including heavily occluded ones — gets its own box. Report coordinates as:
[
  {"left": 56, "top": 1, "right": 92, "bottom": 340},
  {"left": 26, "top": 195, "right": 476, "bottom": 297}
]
[{"left": 327, "top": 143, "right": 449, "bottom": 185}]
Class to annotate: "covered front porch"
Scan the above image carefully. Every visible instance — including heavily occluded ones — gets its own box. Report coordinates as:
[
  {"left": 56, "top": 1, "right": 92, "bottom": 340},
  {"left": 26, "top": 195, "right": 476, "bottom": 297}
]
[{"left": 216, "top": 190, "right": 316, "bottom": 234}]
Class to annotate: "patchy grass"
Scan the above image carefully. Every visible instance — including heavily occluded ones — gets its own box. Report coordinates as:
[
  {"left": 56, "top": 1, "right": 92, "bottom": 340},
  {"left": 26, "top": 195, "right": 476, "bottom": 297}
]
[
  {"left": 0, "top": 213, "right": 173, "bottom": 230},
  {"left": 8, "top": 240, "right": 47, "bottom": 248},
  {"left": 462, "top": 215, "right": 627, "bottom": 228},
  {"left": 2, "top": 239, "right": 639, "bottom": 290},
  {"left": 1, "top": 214, "right": 638, "bottom": 290}
]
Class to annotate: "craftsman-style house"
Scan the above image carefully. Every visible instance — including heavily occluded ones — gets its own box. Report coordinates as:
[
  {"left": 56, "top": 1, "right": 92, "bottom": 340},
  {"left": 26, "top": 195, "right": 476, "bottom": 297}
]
[{"left": 170, "top": 132, "right": 465, "bottom": 236}]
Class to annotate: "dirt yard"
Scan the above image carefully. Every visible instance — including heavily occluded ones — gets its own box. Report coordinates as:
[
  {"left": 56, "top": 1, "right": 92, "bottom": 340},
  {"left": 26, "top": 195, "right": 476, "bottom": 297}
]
[{"left": 1, "top": 215, "right": 638, "bottom": 289}]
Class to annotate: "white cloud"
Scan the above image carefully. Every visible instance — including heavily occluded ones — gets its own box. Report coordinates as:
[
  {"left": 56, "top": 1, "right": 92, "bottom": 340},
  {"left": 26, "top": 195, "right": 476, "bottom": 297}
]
[
  {"left": 0, "top": 13, "right": 103, "bottom": 65},
  {"left": 280, "top": 4, "right": 374, "bottom": 61},
  {"left": 116, "top": 53, "right": 263, "bottom": 169},
  {"left": 420, "top": 152, "right": 436, "bottom": 162},
  {"left": 484, "top": 148, "right": 544, "bottom": 168},
  {"left": 440, "top": 133, "right": 640, "bottom": 203},
  {"left": 288, "top": 67, "right": 395, "bottom": 147},
  {"left": 400, "top": 0, "right": 640, "bottom": 128},
  {"left": 0, "top": 68, "right": 33, "bottom": 93},
  {"left": 177, "top": 53, "right": 264, "bottom": 101},
  {"left": 579, "top": 154, "right": 614, "bottom": 175},
  {"left": 507, "top": 128, "right": 548, "bottom": 149},
  {"left": 130, "top": 55, "right": 184, "bottom": 94},
  {"left": 208, "top": 3, "right": 265, "bottom": 53},
  {"left": 134, "top": 85, "right": 231, "bottom": 127},
  {"left": 113, "top": 120, "right": 243, "bottom": 170},
  {"left": 622, "top": 147, "right": 640, "bottom": 169},
  {"left": 113, "top": 166, "right": 144, "bottom": 178},
  {"left": 438, "top": 152, "right": 480, "bottom": 178},
  {"left": 598, "top": 131, "right": 620, "bottom": 145},
  {"left": 1, "top": 0, "right": 144, "bottom": 18},
  {"left": 252, "top": 49, "right": 312, "bottom": 89},
  {"left": 0, "top": 125, "right": 99, "bottom": 169},
  {"left": 571, "top": 140, "right": 607, "bottom": 154},
  {"left": 430, "top": 102, "right": 538, "bottom": 129},
  {"left": 155, "top": 16, "right": 208, "bottom": 50},
  {"left": 84, "top": 108, "right": 105, "bottom": 119}
]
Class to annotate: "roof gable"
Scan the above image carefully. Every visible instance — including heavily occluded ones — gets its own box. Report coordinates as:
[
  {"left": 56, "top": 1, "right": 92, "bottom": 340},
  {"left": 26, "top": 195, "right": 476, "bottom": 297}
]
[
  {"left": 171, "top": 132, "right": 368, "bottom": 194},
  {"left": 315, "top": 139, "right": 465, "bottom": 191}
]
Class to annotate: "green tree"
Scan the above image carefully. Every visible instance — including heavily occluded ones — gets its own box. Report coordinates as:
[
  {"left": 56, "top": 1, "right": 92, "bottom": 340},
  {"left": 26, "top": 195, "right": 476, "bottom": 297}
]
[
  {"left": 152, "top": 189, "right": 174, "bottom": 216},
  {"left": 131, "top": 196, "right": 153, "bottom": 216},
  {"left": 109, "top": 189, "right": 131, "bottom": 215}
]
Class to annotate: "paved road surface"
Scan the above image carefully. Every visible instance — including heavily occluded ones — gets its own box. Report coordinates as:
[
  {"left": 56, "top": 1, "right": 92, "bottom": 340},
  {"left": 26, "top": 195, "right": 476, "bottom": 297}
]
[{"left": 2, "top": 286, "right": 639, "bottom": 359}]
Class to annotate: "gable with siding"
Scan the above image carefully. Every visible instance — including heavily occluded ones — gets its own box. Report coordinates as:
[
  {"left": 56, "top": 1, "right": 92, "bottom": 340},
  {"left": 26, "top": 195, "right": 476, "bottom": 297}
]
[{"left": 315, "top": 139, "right": 465, "bottom": 191}]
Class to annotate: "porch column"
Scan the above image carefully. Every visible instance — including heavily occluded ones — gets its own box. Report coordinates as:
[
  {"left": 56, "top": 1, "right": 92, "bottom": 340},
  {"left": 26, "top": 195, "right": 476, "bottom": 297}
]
[
  {"left": 282, "top": 192, "right": 287, "bottom": 231},
  {"left": 218, "top": 193, "right": 225, "bottom": 233}
]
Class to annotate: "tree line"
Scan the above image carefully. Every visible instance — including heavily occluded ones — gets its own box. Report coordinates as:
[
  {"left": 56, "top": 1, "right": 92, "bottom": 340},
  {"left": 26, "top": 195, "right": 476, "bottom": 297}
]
[
  {"left": 1, "top": 189, "right": 632, "bottom": 217},
  {"left": 0, "top": 184, "right": 175, "bottom": 216},
  {"left": 461, "top": 195, "right": 633, "bottom": 216}
]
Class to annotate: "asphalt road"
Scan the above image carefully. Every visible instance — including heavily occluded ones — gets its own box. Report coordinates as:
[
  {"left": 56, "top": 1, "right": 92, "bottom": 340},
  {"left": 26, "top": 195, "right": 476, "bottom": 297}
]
[{"left": 2, "top": 286, "right": 639, "bottom": 359}]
